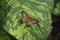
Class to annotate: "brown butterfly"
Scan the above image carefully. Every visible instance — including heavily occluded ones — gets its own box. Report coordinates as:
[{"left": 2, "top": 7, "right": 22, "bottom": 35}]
[{"left": 21, "top": 11, "right": 38, "bottom": 25}]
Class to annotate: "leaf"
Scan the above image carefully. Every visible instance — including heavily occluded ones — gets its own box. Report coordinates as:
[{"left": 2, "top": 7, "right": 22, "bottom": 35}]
[
  {"left": 53, "top": 2, "right": 60, "bottom": 16},
  {"left": 0, "top": 27, "right": 11, "bottom": 40},
  {"left": 1, "top": 0, "right": 54, "bottom": 40}
]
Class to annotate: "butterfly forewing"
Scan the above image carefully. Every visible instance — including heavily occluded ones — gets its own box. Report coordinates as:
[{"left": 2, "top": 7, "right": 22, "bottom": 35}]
[{"left": 21, "top": 11, "right": 37, "bottom": 25}]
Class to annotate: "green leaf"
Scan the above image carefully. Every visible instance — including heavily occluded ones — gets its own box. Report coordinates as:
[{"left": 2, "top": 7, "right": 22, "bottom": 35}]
[
  {"left": 1, "top": 0, "right": 54, "bottom": 40},
  {"left": 0, "top": 28, "right": 11, "bottom": 40},
  {"left": 54, "top": 2, "right": 60, "bottom": 16}
]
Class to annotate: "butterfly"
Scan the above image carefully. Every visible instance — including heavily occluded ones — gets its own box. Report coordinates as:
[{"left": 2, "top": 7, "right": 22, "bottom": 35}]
[{"left": 21, "top": 11, "right": 38, "bottom": 25}]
